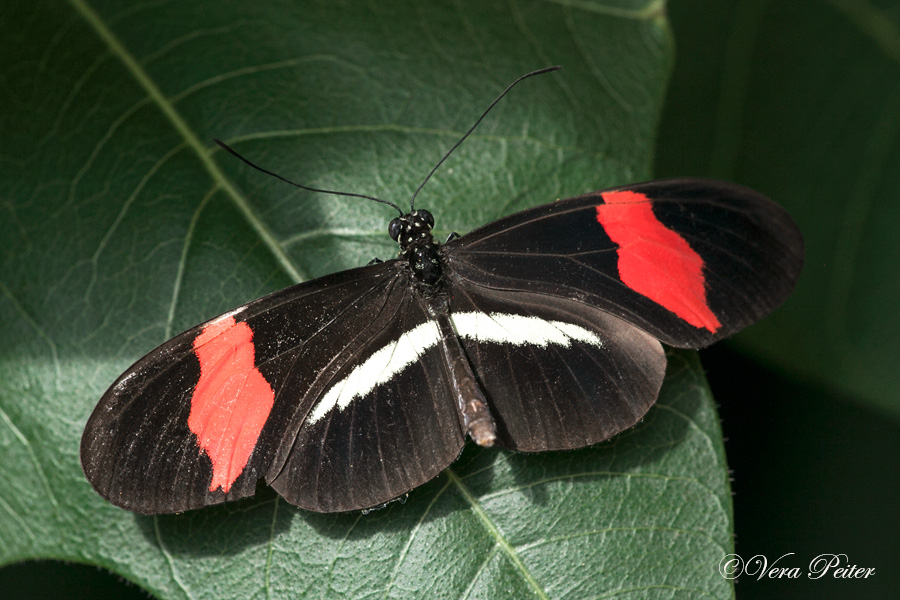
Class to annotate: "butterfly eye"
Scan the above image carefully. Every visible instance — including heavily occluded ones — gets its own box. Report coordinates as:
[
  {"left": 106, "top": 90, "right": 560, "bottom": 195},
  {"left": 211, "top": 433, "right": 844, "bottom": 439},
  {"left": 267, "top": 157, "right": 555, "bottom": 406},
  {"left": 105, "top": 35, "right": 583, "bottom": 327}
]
[
  {"left": 418, "top": 209, "right": 434, "bottom": 229},
  {"left": 388, "top": 218, "right": 403, "bottom": 241}
]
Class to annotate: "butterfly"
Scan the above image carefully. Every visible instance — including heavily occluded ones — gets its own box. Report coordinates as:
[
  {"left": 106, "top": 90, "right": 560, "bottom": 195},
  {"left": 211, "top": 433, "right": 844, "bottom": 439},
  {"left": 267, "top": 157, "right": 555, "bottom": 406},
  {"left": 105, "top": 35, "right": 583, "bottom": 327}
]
[{"left": 81, "top": 68, "right": 803, "bottom": 514}]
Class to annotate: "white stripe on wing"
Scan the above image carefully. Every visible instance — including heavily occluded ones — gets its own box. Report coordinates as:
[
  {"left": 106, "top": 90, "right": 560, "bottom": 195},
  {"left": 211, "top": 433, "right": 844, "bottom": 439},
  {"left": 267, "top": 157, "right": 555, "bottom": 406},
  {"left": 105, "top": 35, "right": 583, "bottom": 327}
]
[{"left": 307, "top": 312, "right": 603, "bottom": 424}]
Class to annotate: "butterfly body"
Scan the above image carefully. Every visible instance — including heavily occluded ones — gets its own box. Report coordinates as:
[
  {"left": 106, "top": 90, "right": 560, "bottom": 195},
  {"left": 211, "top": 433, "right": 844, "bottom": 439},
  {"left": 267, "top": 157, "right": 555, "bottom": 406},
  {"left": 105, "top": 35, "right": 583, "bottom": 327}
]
[{"left": 391, "top": 208, "right": 444, "bottom": 288}]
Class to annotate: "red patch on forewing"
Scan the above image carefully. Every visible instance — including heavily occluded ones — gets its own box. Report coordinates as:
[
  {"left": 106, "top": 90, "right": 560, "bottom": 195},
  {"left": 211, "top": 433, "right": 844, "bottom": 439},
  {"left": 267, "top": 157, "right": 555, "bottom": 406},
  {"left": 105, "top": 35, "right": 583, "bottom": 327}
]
[
  {"left": 596, "top": 190, "right": 721, "bottom": 332},
  {"left": 189, "top": 315, "right": 275, "bottom": 493}
]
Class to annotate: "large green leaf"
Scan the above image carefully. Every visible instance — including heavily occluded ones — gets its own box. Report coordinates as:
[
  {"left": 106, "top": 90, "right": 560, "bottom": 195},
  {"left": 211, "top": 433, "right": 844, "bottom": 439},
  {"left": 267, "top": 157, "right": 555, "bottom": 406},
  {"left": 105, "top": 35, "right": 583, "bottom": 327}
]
[
  {"left": 0, "top": 1, "right": 736, "bottom": 598},
  {"left": 657, "top": 0, "right": 900, "bottom": 417}
]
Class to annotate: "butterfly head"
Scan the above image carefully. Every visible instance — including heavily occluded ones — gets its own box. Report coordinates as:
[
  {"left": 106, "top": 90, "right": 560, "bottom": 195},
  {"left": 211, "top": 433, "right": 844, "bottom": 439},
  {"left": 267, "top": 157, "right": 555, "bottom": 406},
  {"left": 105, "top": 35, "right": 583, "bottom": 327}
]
[{"left": 388, "top": 209, "right": 434, "bottom": 244}]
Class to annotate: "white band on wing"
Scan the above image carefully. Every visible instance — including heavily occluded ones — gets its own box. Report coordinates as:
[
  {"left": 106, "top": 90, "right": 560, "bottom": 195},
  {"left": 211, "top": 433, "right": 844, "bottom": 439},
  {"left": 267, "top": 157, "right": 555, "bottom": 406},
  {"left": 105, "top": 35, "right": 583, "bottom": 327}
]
[
  {"left": 450, "top": 312, "right": 603, "bottom": 348},
  {"left": 306, "top": 312, "right": 603, "bottom": 424}
]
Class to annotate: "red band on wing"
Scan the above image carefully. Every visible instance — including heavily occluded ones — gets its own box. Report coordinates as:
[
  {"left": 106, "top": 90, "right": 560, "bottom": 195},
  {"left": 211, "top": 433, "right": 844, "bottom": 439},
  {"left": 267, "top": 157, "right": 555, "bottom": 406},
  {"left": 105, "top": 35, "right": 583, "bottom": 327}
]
[
  {"left": 596, "top": 190, "right": 721, "bottom": 332},
  {"left": 189, "top": 315, "right": 275, "bottom": 493}
]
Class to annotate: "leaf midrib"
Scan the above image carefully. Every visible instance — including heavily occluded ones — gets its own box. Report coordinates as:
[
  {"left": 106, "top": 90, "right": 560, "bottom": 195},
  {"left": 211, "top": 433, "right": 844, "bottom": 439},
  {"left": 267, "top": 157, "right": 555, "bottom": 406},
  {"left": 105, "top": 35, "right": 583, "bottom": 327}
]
[
  {"left": 445, "top": 468, "right": 550, "bottom": 600},
  {"left": 67, "top": 0, "right": 303, "bottom": 285}
]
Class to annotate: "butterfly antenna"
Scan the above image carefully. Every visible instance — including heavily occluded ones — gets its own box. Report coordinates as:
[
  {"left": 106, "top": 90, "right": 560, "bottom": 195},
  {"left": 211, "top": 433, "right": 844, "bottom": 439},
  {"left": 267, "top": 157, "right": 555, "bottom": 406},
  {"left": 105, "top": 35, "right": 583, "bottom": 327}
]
[
  {"left": 214, "top": 139, "right": 404, "bottom": 215},
  {"left": 408, "top": 65, "right": 562, "bottom": 211}
]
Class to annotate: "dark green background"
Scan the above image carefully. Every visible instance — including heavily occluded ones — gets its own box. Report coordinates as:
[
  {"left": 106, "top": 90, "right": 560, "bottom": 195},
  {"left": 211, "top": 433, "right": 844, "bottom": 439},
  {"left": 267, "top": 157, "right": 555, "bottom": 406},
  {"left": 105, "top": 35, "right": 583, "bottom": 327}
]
[{"left": 659, "top": 1, "right": 900, "bottom": 597}]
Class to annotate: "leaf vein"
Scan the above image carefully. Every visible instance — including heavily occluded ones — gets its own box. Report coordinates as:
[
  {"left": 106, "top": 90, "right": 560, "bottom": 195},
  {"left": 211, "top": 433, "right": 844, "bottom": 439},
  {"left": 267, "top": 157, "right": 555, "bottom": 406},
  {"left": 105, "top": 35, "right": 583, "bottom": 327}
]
[
  {"left": 0, "top": 492, "right": 37, "bottom": 544},
  {"left": 153, "top": 516, "right": 192, "bottom": 600},
  {"left": 383, "top": 476, "right": 453, "bottom": 599},
  {"left": 67, "top": 0, "right": 303, "bottom": 283},
  {"left": 0, "top": 281, "right": 62, "bottom": 384},
  {"left": 446, "top": 468, "right": 550, "bottom": 600},
  {"left": 542, "top": 0, "right": 665, "bottom": 20},
  {"left": 165, "top": 186, "right": 216, "bottom": 339},
  {"left": 0, "top": 407, "right": 60, "bottom": 512}
]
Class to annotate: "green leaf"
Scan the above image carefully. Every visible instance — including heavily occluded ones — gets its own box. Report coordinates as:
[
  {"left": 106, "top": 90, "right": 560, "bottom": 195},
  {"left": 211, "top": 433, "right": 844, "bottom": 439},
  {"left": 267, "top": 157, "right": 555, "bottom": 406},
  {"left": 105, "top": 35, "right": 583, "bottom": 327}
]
[
  {"left": 657, "top": 0, "right": 900, "bottom": 418},
  {"left": 0, "top": 1, "right": 735, "bottom": 598}
]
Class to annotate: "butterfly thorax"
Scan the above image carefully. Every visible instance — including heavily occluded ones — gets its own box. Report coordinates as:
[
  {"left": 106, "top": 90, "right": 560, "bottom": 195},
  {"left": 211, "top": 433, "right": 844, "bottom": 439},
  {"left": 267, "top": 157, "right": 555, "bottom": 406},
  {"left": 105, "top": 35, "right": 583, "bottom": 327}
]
[{"left": 389, "top": 209, "right": 443, "bottom": 288}]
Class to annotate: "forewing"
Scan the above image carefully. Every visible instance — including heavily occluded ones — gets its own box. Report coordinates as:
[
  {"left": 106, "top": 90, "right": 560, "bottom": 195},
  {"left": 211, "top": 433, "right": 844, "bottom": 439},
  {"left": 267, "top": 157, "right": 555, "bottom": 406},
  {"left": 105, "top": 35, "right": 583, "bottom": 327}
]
[
  {"left": 447, "top": 178, "right": 804, "bottom": 348},
  {"left": 448, "top": 283, "right": 666, "bottom": 452},
  {"left": 80, "top": 261, "right": 449, "bottom": 514},
  {"left": 267, "top": 289, "right": 466, "bottom": 513}
]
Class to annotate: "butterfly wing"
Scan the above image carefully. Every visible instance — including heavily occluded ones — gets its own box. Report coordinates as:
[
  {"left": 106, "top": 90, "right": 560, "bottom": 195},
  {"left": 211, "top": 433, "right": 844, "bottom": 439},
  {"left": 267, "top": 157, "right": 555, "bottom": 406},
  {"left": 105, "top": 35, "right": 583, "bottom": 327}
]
[
  {"left": 264, "top": 286, "right": 467, "bottom": 513},
  {"left": 81, "top": 261, "right": 466, "bottom": 514},
  {"left": 446, "top": 178, "right": 804, "bottom": 349},
  {"left": 440, "top": 178, "right": 802, "bottom": 451},
  {"left": 446, "top": 283, "right": 666, "bottom": 451}
]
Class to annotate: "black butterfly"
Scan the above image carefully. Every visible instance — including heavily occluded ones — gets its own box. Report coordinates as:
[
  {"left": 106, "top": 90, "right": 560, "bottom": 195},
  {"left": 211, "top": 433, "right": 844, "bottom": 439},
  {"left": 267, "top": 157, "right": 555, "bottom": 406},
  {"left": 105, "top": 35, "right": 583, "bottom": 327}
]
[{"left": 81, "top": 68, "right": 803, "bottom": 513}]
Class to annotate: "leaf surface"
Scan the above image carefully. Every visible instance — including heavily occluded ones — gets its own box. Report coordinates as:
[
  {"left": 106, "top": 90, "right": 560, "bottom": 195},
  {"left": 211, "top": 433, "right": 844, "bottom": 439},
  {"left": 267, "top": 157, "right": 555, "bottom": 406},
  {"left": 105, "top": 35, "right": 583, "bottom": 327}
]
[{"left": 0, "top": 1, "right": 735, "bottom": 598}]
